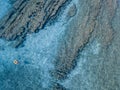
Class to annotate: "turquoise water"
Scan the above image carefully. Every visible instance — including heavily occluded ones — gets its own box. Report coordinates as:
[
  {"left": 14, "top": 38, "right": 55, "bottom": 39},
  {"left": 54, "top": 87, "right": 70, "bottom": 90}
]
[
  {"left": 0, "top": 0, "right": 11, "bottom": 19},
  {"left": 0, "top": 0, "right": 119, "bottom": 90},
  {"left": 0, "top": 0, "right": 77, "bottom": 89}
]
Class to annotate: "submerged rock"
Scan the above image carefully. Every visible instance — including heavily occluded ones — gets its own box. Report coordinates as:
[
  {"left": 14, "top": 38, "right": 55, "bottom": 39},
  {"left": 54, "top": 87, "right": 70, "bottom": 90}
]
[{"left": 0, "top": 0, "right": 120, "bottom": 90}]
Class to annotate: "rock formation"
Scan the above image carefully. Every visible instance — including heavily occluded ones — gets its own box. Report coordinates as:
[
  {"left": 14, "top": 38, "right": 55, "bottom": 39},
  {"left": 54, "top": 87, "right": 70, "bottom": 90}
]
[
  {"left": 0, "top": 0, "right": 68, "bottom": 47},
  {"left": 0, "top": 0, "right": 120, "bottom": 90}
]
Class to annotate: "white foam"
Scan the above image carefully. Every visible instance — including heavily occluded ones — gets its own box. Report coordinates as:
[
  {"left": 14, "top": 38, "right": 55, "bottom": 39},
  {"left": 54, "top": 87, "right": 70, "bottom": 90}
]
[
  {"left": 0, "top": 0, "right": 78, "bottom": 88},
  {"left": 60, "top": 40, "right": 101, "bottom": 89}
]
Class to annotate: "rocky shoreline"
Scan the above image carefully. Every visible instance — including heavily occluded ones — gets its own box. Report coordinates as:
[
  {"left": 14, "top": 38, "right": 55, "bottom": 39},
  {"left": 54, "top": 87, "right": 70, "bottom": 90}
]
[
  {"left": 0, "top": 0, "right": 68, "bottom": 47},
  {"left": 0, "top": 0, "right": 120, "bottom": 90}
]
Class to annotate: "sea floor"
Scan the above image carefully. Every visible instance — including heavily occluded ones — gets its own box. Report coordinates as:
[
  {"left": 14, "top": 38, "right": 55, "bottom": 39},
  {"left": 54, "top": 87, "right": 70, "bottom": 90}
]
[{"left": 0, "top": 0, "right": 120, "bottom": 90}]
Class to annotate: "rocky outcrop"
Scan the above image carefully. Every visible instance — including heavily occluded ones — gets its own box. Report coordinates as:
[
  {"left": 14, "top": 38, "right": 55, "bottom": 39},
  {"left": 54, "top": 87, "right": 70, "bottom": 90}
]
[
  {"left": 0, "top": 0, "right": 120, "bottom": 90},
  {"left": 53, "top": 0, "right": 103, "bottom": 80},
  {"left": 0, "top": 0, "right": 68, "bottom": 47},
  {"left": 52, "top": 0, "right": 120, "bottom": 90}
]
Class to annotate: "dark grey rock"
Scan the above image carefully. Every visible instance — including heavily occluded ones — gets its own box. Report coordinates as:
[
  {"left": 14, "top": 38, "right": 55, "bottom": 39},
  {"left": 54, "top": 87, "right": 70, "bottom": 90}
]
[
  {"left": 0, "top": 0, "right": 68, "bottom": 47},
  {"left": 0, "top": 0, "right": 120, "bottom": 90}
]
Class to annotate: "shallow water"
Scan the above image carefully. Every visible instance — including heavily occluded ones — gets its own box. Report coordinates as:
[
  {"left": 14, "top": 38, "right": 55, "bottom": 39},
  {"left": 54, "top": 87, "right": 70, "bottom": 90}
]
[
  {"left": 0, "top": 0, "right": 12, "bottom": 19},
  {"left": 0, "top": 0, "right": 120, "bottom": 90},
  {"left": 0, "top": 0, "right": 77, "bottom": 89}
]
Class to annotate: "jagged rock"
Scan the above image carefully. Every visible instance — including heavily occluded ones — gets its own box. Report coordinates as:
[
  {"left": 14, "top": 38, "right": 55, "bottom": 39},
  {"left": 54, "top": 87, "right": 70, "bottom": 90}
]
[
  {"left": 0, "top": 0, "right": 67, "bottom": 47},
  {"left": 0, "top": 0, "right": 120, "bottom": 90}
]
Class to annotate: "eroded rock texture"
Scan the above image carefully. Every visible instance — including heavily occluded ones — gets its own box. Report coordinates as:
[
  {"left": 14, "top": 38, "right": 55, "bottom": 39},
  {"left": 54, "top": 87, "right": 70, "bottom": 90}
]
[
  {"left": 0, "top": 0, "right": 68, "bottom": 47},
  {"left": 0, "top": 0, "right": 120, "bottom": 90},
  {"left": 52, "top": 0, "right": 120, "bottom": 90}
]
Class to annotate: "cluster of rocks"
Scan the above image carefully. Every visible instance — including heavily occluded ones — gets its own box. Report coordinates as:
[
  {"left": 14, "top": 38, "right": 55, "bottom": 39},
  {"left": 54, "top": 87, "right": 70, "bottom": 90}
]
[
  {"left": 0, "top": 0, "right": 68, "bottom": 47},
  {"left": 0, "top": 0, "right": 119, "bottom": 89}
]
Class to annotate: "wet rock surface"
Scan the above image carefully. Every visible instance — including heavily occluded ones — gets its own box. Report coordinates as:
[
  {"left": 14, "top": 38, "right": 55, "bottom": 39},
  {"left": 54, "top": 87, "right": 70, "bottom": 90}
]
[
  {"left": 52, "top": 0, "right": 120, "bottom": 89},
  {"left": 0, "top": 0, "right": 68, "bottom": 47},
  {"left": 0, "top": 0, "right": 120, "bottom": 90}
]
